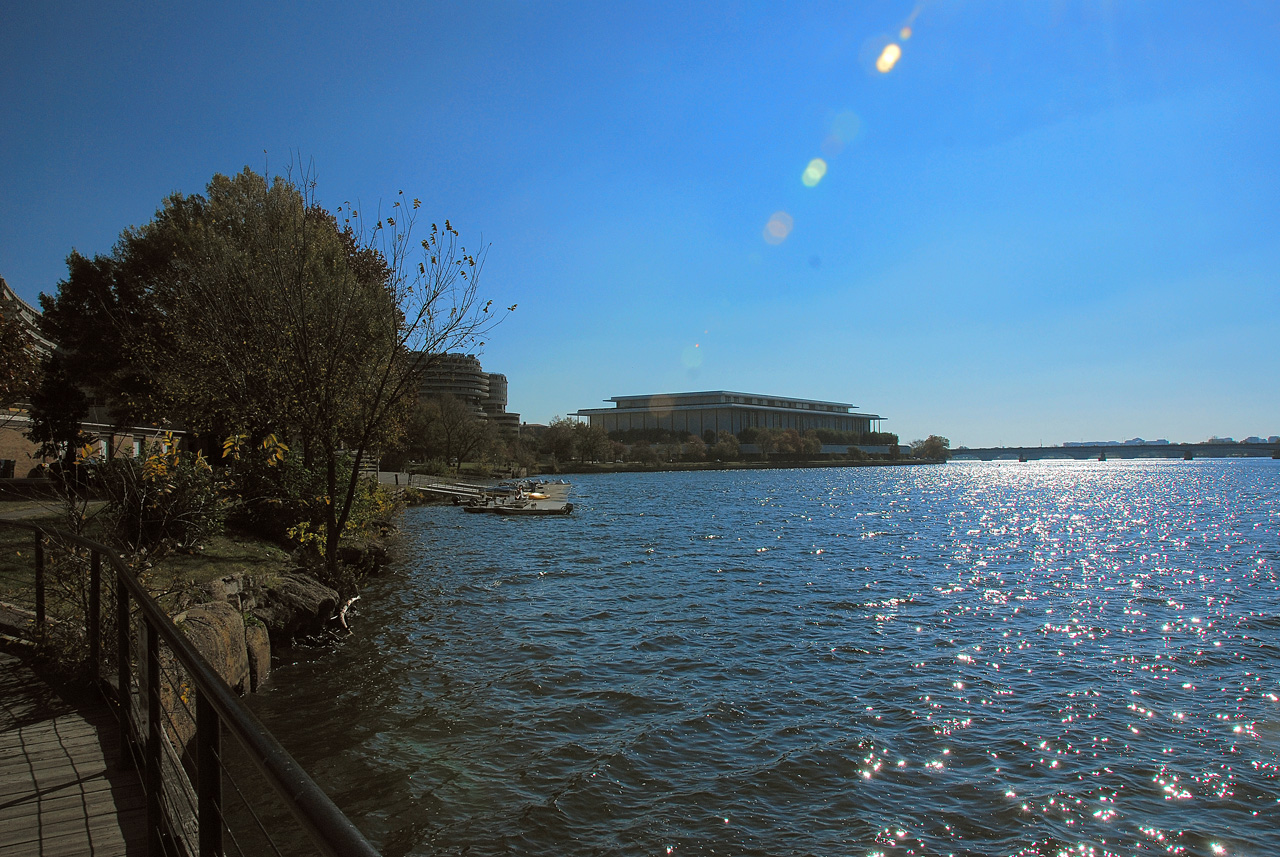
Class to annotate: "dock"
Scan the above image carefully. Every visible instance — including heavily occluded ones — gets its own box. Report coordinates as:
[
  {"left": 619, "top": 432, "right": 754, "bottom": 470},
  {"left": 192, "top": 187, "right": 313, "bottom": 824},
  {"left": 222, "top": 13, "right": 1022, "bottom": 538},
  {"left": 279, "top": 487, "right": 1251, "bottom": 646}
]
[{"left": 0, "top": 650, "right": 146, "bottom": 856}]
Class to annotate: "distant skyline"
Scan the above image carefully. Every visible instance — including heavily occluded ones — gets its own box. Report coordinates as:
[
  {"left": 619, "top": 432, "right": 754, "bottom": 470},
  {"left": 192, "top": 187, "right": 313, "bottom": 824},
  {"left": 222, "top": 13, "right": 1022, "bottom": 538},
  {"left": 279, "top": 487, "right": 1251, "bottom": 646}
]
[{"left": 3, "top": 2, "right": 1277, "bottom": 447}]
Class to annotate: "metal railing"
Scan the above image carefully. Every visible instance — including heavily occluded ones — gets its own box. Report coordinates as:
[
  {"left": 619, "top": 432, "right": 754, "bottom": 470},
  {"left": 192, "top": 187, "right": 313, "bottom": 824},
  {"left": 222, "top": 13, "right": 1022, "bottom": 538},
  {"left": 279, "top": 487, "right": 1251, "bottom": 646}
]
[{"left": 0, "top": 518, "right": 381, "bottom": 857}]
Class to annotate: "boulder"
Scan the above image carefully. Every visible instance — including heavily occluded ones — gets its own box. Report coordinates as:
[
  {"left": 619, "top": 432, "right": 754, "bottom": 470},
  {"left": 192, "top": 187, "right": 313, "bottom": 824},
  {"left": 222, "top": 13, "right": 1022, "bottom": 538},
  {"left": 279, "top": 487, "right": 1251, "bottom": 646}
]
[
  {"left": 245, "top": 622, "right": 271, "bottom": 691},
  {"left": 252, "top": 573, "right": 339, "bottom": 644},
  {"left": 176, "top": 600, "right": 250, "bottom": 695}
]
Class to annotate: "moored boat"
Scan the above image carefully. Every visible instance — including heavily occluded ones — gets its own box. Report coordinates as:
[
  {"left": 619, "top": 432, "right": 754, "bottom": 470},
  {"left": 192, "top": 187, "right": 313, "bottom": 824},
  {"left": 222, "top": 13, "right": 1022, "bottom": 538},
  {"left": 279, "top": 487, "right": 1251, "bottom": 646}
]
[{"left": 462, "top": 479, "right": 573, "bottom": 515}]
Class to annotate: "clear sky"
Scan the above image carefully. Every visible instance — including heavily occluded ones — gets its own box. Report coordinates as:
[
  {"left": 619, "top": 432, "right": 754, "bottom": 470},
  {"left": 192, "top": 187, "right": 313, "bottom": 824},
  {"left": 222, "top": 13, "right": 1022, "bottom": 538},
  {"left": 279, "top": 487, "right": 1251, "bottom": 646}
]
[{"left": 3, "top": 2, "right": 1278, "bottom": 447}]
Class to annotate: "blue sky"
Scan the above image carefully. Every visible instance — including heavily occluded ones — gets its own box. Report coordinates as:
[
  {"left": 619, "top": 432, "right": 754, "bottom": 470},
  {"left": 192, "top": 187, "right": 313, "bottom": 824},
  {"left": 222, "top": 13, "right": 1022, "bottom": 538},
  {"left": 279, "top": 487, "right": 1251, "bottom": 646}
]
[{"left": 3, "top": 2, "right": 1277, "bottom": 446}]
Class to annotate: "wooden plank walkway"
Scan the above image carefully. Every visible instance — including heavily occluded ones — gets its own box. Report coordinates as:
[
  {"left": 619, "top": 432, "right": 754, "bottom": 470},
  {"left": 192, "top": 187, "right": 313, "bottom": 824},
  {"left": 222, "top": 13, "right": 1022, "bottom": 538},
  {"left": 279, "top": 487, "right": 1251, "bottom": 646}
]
[{"left": 0, "top": 650, "right": 147, "bottom": 856}]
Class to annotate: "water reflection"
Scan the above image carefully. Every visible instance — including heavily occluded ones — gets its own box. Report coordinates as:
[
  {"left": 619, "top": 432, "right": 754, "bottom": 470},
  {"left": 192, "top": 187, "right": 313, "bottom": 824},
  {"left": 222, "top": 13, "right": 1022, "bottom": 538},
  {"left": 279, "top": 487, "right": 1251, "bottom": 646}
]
[{"left": 249, "top": 460, "right": 1280, "bottom": 856}]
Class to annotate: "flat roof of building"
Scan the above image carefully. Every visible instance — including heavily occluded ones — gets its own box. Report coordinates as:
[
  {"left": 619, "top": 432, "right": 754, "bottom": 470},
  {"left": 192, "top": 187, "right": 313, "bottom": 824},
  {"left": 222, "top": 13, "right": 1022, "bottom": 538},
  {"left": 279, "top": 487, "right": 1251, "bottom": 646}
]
[{"left": 606, "top": 390, "right": 857, "bottom": 409}]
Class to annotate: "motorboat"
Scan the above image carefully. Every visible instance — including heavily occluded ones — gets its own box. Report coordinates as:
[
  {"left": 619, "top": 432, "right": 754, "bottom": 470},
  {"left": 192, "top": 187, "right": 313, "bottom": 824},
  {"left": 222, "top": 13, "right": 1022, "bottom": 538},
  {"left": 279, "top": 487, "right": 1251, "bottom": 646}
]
[{"left": 463, "top": 479, "right": 573, "bottom": 515}]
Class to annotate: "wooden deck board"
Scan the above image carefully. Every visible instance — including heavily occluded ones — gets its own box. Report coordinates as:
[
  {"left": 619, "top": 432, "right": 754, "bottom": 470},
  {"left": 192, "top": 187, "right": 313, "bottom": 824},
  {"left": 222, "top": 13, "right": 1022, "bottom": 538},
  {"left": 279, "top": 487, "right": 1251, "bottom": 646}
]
[{"left": 0, "top": 651, "right": 147, "bottom": 856}]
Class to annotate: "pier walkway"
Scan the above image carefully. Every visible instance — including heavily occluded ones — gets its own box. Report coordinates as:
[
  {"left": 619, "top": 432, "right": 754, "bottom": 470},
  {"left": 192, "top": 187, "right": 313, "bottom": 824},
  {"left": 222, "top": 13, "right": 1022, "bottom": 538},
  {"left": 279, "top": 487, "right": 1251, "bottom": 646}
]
[{"left": 0, "top": 650, "right": 145, "bottom": 856}]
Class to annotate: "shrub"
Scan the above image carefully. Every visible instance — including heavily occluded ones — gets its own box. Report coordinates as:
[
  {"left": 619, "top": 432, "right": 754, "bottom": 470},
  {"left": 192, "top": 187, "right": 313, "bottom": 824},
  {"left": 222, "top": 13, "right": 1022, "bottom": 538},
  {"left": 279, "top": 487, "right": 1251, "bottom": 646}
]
[{"left": 98, "top": 436, "right": 225, "bottom": 554}]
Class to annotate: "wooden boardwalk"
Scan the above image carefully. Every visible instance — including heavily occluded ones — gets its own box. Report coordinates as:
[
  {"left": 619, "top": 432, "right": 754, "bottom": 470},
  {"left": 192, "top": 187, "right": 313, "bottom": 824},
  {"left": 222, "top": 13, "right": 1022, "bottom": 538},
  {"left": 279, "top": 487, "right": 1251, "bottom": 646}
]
[{"left": 0, "top": 650, "right": 147, "bottom": 856}]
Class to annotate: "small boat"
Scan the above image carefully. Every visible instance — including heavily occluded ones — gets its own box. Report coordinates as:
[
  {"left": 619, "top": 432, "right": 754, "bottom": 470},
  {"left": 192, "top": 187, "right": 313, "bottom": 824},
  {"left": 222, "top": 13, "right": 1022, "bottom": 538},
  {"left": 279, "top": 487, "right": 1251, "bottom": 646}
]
[
  {"left": 463, "top": 479, "right": 573, "bottom": 515},
  {"left": 493, "top": 499, "right": 575, "bottom": 516}
]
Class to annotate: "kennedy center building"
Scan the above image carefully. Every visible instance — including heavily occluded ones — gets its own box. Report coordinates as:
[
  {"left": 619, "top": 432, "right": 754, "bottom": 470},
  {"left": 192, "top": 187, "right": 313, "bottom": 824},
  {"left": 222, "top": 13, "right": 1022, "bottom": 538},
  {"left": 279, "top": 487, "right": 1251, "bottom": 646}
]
[{"left": 577, "top": 391, "right": 883, "bottom": 436}]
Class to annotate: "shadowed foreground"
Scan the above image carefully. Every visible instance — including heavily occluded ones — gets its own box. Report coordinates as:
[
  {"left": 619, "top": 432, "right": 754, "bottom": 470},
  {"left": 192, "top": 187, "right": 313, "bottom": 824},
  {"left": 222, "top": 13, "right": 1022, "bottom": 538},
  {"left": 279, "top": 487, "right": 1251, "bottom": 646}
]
[{"left": 0, "top": 650, "right": 146, "bottom": 856}]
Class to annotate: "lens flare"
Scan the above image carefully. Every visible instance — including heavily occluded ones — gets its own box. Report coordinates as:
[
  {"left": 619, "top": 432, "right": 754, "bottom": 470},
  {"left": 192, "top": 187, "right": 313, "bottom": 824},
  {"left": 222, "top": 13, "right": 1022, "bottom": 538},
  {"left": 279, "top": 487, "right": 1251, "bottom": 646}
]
[
  {"left": 763, "top": 211, "right": 793, "bottom": 245},
  {"left": 821, "top": 110, "right": 862, "bottom": 158},
  {"left": 681, "top": 345, "right": 703, "bottom": 369},
  {"left": 801, "top": 158, "right": 827, "bottom": 187},
  {"left": 900, "top": 26, "right": 912, "bottom": 40},
  {"left": 876, "top": 43, "right": 902, "bottom": 73}
]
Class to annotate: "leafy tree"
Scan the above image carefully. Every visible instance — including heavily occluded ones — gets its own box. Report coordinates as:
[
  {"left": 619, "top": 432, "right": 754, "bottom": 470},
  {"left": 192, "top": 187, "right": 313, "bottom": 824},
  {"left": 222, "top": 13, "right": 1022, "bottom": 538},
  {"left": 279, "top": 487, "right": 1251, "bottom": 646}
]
[
  {"left": 775, "top": 428, "right": 802, "bottom": 454},
  {"left": 505, "top": 437, "right": 541, "bottom": 472},
  {"left": 683, "top": 433, "right": 706, "bottom": 461},
  {"left": 710, "top": 430, "right": 739, "bottom": 461},
  {"left": 25, "top": 353, "right": 90, "bottom": 464},
  {"left": 754, "top": 428, "right": 778, "bottom": 457},
  {"left": 627, "top": 440, "right": 660, "bottom": 465},
  {"left": 576, "top": 423, "right": 611, "bottom": 462},
  {"left": 37, "top": 236, "right": 181, "bottom": 431},
  {"left": 542, "top": 416, "right": 578, "bottom": 465},
  {"left": 911, "top": 435, "right": 952, "bottom": 460},
  {"left": 36, "top": 165, "right": 508, "bottom": 578},
  {"left": 408, "top": 394, "right": 492, "bottom": 470}
]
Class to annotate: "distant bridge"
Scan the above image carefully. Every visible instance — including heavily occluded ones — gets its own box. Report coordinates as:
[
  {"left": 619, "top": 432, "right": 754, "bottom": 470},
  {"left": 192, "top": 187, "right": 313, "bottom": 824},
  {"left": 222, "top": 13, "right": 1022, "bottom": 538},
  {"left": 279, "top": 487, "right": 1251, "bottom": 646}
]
[{"left": 951, "top": 442, "right": 1280, "bottom": 461}]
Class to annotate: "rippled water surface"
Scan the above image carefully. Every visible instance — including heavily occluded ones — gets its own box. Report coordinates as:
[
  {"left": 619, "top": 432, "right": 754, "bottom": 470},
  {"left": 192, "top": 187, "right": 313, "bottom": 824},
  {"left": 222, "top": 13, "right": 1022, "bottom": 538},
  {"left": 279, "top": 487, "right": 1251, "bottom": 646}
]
[{"left": 249, "top": 460, "right": 1280, "bottom": 856}]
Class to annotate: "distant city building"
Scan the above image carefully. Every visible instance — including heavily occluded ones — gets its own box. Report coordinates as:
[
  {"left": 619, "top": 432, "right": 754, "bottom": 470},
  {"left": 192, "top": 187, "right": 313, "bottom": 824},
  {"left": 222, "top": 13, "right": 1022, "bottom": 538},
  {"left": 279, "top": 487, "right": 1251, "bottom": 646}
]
[
  {"left": 411, "top": 352, "right": 520, "bottom": 435},
  {"left": 577, "top": 391, "right": 883, "bottom": 436},
  {"left": 481, "top": 372, "right": 521, "bottom": 436}
]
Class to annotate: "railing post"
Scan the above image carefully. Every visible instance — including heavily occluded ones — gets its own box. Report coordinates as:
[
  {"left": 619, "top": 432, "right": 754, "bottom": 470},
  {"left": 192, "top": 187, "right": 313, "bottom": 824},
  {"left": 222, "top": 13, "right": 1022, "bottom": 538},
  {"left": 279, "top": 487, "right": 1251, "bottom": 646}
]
[
  {"left": 88, "top": 551, "right": 101, "bottom": 682},
  {"left": 145, "top": 618, "right": 163, "bottom": 856},
  {"left": 197, "top": 691, "right": 223, "bottom": 857},
  {"left": 34, "top": 532, "right": 45, "bottom": 633},
  {"left": 118, "top": 576, "right": 132, "bottom": 767}
]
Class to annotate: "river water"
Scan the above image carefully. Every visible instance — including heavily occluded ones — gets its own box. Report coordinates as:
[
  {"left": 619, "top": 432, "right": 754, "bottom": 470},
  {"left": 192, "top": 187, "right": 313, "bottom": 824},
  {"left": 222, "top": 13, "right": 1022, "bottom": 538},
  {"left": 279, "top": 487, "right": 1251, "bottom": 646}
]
[{"left": 247, "top": 460, "right": 1280, "bottom": 857}]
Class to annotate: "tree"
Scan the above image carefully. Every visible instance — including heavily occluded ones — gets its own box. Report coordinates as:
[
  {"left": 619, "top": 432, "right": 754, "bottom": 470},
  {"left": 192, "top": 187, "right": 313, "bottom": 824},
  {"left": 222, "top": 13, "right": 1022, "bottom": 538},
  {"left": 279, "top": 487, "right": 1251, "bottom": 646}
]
[
  {"left": 36, "top": 165, "right": 509, "bottom": 579},
  {"left": 183, "top": 168, "right": 506, "bottom": 575},
  {"left": 25, "top": 353, "right": 88, "bottom": 464},
  {"left": 683, "top": 433, "right": 706, "bottom": 461},
  {"left": 408, "top": 395, "right": 492, "bottom": 470},
  {"left": 627, "top": 440, "right": 660, "bottom": 465},
  {"left": 755, "top": 428, "right": 778, "bottom": 457},
  {"left": 576, "top": 423, "right": 611, "bottom": 463},
  {"left": 542, "top": 417, "right": 578, "bottom": 465},
  {"left": 710, "top": 430, "right": 739, "bottom": 461},
  {"left": 911, "top": 435, "right": 951, "bottom": 460},
  {"left": 37, "top": 239, "right": 181, "bottom": 432}
]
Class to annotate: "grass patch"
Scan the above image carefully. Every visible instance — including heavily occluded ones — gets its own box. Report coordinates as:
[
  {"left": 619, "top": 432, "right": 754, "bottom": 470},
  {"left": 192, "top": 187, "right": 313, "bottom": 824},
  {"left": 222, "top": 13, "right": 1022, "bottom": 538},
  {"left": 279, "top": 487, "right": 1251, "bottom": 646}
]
[{"left": 150, "top": 530, "right": 293, "bottom": 590}]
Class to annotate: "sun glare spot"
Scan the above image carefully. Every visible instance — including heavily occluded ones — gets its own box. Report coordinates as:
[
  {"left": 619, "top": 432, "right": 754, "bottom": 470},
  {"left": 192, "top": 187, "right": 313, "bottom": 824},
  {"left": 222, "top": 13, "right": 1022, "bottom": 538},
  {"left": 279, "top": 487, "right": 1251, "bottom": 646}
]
[
  {"left": 876, "top": 43, "right": 902, "bottom": 73},
  {"left": 802, "top": 158, "right": 828, "bottom": 187},
  {"left": 900, "top": 26, "right": 912, "bottom": 40},
  {"left": 763, "top": 211, "right": 794, "bottom": 245}
]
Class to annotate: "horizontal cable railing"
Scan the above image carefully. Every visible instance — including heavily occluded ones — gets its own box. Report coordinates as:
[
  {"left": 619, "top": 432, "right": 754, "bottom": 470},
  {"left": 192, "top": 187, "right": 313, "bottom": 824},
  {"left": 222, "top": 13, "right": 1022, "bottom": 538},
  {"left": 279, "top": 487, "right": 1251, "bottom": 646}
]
[{"left": 0, "top": 518, "right": 380, "bottom": 857}]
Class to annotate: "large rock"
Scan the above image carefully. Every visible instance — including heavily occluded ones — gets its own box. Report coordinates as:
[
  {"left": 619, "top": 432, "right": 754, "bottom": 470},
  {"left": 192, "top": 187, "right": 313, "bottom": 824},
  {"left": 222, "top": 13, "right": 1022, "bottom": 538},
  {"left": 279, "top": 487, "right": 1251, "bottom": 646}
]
[
  {"left": 176, "top": 600, "right": 250, "bottom": 695},
  {"left": 245, "top": 622, "right": 271, "bottom": 691},
  {"left": 252, "top": 573, "right": 339, "bottom": 644}
]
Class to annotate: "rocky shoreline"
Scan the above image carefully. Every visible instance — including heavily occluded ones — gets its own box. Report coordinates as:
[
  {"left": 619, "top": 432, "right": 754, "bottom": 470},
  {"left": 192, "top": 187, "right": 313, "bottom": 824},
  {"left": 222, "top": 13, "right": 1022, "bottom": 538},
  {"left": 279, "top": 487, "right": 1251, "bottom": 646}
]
[{"left": 175, "top": 538, "right": 393, "bottom": 696}]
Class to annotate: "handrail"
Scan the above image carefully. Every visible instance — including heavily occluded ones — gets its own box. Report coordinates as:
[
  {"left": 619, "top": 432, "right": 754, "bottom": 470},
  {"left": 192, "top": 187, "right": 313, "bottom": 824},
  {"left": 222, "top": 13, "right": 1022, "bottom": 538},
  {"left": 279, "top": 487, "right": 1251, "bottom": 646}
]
[{"left": 0, "top": 518, "right": 381, "bottom": 857}]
